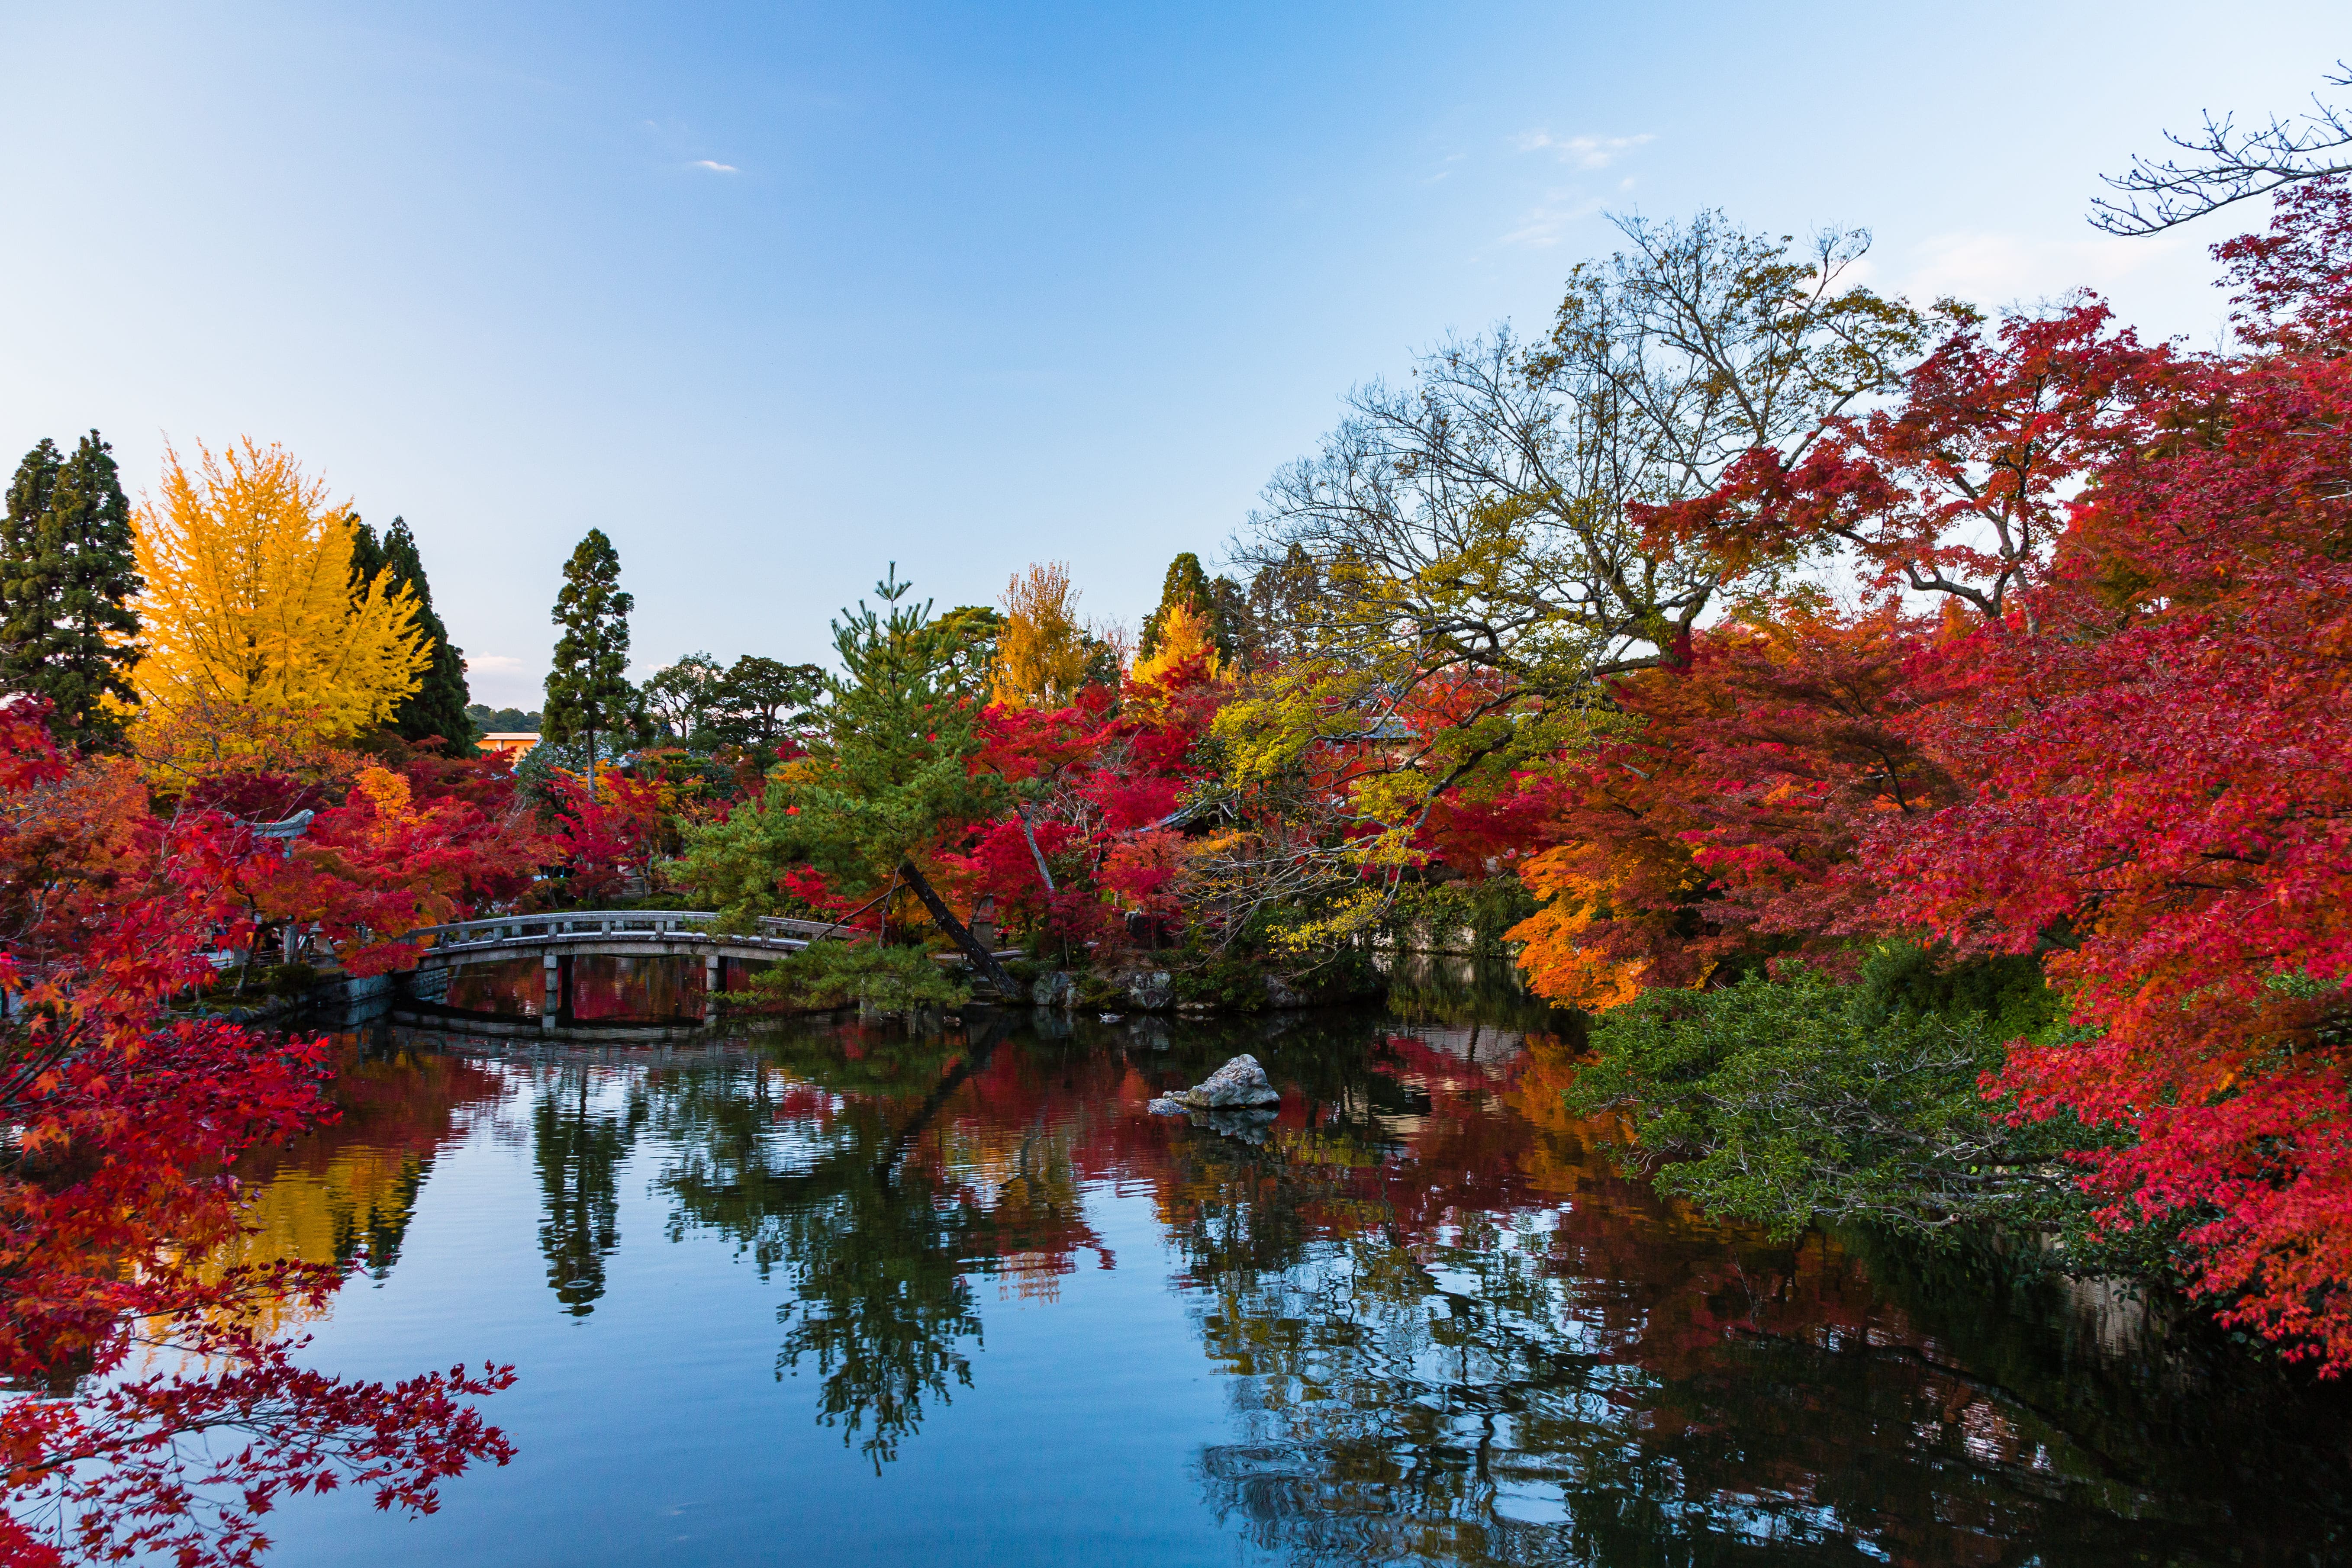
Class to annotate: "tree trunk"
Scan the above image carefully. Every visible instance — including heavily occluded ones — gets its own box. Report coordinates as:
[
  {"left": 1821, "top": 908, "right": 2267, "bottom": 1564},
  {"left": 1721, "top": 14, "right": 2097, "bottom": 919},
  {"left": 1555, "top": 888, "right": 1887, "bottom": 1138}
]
[
  {"left": 898, "top": 860, "right": 1025, "bottom": 1001},
  {"left": 1014, "top": 803, "right": 1056, "bottom": 892}
]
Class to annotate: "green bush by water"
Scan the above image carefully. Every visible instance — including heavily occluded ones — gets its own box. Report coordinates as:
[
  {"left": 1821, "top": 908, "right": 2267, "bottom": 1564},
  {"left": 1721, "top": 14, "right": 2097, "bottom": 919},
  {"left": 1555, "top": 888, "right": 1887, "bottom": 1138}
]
[
  {"left": 1568, "top": 946, "right": 2084, "bottom": 1245},
  {"left": 734, "top": 942, "right": 971, "bottom": 1014}
]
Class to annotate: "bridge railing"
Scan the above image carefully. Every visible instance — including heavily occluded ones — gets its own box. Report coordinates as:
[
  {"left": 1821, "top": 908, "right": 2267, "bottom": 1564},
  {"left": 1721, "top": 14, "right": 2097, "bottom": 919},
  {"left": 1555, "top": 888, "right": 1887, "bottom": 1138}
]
[{"left": 401, "top": 909, "right": 866, "bottom": 953}]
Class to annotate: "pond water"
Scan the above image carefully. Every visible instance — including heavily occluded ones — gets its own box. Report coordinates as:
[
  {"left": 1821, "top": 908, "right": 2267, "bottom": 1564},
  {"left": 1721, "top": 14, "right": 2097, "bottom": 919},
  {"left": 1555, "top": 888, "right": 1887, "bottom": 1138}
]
[{"left": 236, "top": 984, "right": 2352, "bottom": 1566}]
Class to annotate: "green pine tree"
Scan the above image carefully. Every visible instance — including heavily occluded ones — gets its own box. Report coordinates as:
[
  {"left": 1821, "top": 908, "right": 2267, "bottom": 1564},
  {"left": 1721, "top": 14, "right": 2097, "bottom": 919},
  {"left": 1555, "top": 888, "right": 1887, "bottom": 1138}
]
[
  {"left": 701, "top": 655, "right": 825, "bottom": 751},
  {"left": 0, "top": 432, "right": 143, "bottom": 749},
  {"left": 350, "top": 515, "right": 472, "bottom": 749},
  {"left": 543, "top": 528, "right": 650, "bottom": 766},
  {"left": 675, "top": 564, "right": 1019, "bottom": 995}
]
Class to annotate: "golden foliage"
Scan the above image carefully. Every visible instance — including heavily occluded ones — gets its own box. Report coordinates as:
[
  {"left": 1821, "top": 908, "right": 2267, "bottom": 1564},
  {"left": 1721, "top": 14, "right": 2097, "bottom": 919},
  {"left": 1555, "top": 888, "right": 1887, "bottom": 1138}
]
[
  {"left": 992, "top": 561, "right": 1092, "bottom": 708},
  {"left": 1268, "top": 883, "right": 1393, "bottom": 954},
  {"left": 129, "top": 693, "right": 365, "bottom": 797},
  {"left": 1130, "top": 600, "right": 1221, "bottom": 691},
  {"left": 351, "top": 764, "right": 416, "bottom": 839},
  {"left": 132, "top": 439, "right": 428, "bottom": 753}
]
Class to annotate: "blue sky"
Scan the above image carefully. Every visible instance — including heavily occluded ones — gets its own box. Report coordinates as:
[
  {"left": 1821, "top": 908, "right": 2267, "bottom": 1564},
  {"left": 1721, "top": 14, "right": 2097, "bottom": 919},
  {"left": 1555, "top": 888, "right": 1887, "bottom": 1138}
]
[{"left": 0, "top": 2, "right": 2338, "bottom": 707}]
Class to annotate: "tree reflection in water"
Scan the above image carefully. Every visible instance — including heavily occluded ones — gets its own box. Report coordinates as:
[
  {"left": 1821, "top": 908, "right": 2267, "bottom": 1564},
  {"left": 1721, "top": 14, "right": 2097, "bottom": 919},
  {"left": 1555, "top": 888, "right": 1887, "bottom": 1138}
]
[
  {"left": 650, "top": 1016, "right": 1115, "bottom": 1468},
  {"left": 302, "top": 1002, "right": 2352, "bottom": 1562},
  {"left": 231, "top": 1036, "right": 509, "bottom": 1334},
  {"left": 532, "top": 1067, "right": 646, "bottom": 1315},
  {"left": 1161, "top": 1021, "right": 2352, "bottom": 1565}
]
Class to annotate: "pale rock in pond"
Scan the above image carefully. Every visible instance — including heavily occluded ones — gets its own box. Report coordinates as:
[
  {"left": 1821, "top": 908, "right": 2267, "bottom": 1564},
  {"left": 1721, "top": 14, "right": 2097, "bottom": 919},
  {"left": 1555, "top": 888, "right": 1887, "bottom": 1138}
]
[
  {"left": 1147, "top": 1055, "right": 1283, "bottom": 1141},
  {"left": 1165, "top": 1053, "right": 1280, "bottom": 1109}
]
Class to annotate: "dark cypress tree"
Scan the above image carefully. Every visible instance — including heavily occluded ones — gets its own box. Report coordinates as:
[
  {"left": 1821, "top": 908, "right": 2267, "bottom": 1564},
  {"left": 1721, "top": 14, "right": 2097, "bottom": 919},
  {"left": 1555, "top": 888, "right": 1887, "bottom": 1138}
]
[
  {"left": 388, "top": 518, "right": 471, "bottom": 747},
  {"left": 0, "top": 432, "right": 143, "bottom": 749},
  {"left": 349, "top": 515, "right": 474, "bottom": 750},
  {"left": 1243, "top": 542, "right": 1321, "bottom": 665},
  {"left": 544, "top": 528, "right": 650, "bottom": 766},
  {"left": 1137, "top": 551, "right": 1241, "bottom": 662},
  {"left": 1137, "top": 552, "right": 1211, "bottom": 658},
  {"left": 347, "top": 515, "right": 388, "bottom": 593}
]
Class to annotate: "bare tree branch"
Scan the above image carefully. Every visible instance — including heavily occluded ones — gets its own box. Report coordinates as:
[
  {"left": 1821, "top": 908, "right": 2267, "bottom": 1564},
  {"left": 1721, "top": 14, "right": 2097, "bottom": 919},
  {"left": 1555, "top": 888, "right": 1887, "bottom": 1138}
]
[{"left": 2092, "top": 63, "right": 2352, "bottom": 235}]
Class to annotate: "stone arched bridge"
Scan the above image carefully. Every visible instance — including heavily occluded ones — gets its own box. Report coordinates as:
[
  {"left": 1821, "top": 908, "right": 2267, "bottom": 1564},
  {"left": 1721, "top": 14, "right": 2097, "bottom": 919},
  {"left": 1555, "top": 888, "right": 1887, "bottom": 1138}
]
[
  {"left": 395, "top": 909, "right": 1018, "bottom": 1029},
  {"left": 397, "top": 909, "right": 853, "bottom": 1028},
  {"left": 404, "top": 908, "right": 857, "bottom": 969}
]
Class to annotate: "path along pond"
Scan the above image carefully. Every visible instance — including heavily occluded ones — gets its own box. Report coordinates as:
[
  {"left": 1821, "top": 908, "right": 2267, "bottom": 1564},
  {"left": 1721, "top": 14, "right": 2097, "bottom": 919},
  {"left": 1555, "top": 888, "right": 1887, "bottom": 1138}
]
[{"left": 233, "top": 974, "right": 2352, "bottom": 1567}]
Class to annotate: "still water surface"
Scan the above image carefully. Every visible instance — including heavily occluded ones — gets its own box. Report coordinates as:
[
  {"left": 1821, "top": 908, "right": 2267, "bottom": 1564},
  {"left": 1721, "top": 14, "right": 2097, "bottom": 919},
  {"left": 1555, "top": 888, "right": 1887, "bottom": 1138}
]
[{"left": 238, "top": 985, "right": 2352, "bottom": 1566}]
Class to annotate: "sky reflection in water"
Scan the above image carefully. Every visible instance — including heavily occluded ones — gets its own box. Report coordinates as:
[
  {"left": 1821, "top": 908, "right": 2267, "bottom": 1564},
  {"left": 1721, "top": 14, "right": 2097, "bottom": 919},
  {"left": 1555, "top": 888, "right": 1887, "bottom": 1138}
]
[{"left": 235, "top": 985, "right": 2352, "bottom": 1566}]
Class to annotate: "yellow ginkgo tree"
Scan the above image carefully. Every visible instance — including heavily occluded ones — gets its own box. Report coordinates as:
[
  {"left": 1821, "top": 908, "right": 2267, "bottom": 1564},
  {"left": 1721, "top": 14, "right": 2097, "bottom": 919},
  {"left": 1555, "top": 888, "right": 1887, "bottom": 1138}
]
[
  {"left": 990, "top": 561, "right": 1093, "bottom": 708},
  {"left": 132, "top": 439, "right": 428, "bottom": 758}
]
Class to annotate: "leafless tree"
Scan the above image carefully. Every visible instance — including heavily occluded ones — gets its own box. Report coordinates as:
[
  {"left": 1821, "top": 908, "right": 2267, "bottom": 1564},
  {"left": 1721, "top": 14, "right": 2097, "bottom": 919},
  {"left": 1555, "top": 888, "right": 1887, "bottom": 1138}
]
[{"left": 1235, "top": 211, "right": 1926, "bottom": 712}]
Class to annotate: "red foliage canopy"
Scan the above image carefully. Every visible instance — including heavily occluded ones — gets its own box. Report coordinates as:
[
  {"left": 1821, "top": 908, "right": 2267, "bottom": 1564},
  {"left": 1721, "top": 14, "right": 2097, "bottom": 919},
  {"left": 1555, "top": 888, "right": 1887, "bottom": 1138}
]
[
  {"left": 1873, "top": 184, "right": 2352, "bottom": 1365},
  {"left": 1509, "top": 600, "right": 1956, "bottom": 1006},
  {"left": 1619, "top": 178, "right": 2352, "bottom": 1369},
  {"left": 0, "top": 705, "right": 514, "bottom": 1565}
]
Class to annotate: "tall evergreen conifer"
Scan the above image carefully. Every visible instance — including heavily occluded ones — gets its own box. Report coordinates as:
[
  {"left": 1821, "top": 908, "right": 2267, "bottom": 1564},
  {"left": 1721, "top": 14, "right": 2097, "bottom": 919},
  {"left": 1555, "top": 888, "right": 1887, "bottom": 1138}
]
[
  {"left": 350, "top": 515, "right": 472, "bottom": 748},
  {"left": 1138, "top": 553, "right": 1211, "bottom": 658},
  {"left": 0, "top": 431, "right": 142, "bottom": 748},
  {"left": 544, "top": 528, "right": 650, "bottom": 765},
  {"left": 1138, "top": 551, "right": 1242, "bottom": 663}
]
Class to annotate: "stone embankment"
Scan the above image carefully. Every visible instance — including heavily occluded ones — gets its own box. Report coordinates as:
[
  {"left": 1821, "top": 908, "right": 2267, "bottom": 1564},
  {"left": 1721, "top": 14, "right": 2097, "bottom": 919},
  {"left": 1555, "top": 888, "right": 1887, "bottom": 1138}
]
[{"left": 1025, "top": 966, "right": 1333, "bottom": 1015}]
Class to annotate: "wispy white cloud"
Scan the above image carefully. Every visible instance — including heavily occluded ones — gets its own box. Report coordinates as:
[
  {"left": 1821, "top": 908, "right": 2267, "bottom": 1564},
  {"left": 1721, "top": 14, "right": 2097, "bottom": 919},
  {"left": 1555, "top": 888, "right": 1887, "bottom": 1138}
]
[
  {"left": 690, "top": 159, "right": 739, "bottom": 173},
  {"left": 1511, "top": 130, "right": 1653, "bottom": 170},
  {"left": 1500, "top": 191, "right": 1605, "bottom": 249},
  {"left": 1896, "top": 229, "right": 2196, "bottom": 311}
]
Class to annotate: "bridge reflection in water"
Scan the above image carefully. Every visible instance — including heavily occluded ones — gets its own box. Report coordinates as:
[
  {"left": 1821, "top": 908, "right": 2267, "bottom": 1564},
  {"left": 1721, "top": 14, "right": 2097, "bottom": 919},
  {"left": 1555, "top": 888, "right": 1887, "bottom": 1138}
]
[{"left": 439, "top": 954, "right": 774, "bottom": 1025}]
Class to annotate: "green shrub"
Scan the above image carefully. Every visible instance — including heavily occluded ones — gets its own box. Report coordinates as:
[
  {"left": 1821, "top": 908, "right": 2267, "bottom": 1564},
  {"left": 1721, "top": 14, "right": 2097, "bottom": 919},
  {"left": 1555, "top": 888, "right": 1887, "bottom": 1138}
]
[
  {"left": 1171, "top": 954, "right": 1273, "bottom": 1011},
  {"left": 1851, "top": 941, "right": 2063, "bottom": 1040},
  {"left": 1385, "top": 876, "right": 1536, "bottom": 955},
  {"left": 1568, "top": 957, "right": 2080, "bottom": 1244},
  {"left": 735, "top": 942, "right": 970, "bottom": 1014}
]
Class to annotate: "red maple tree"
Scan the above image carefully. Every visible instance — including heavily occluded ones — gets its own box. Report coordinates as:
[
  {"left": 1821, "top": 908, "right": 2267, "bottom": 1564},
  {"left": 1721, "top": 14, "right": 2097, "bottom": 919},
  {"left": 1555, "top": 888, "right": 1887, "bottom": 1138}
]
[
  {"left": 0, "top": 704, "right": 514, "bottom": 1565},
  {"left": 1621, "top": 178, "right": 2352, "bottom": 1368},
  {"left": 1871, "top": 180, "right": 2352, "bottom": 1367}
]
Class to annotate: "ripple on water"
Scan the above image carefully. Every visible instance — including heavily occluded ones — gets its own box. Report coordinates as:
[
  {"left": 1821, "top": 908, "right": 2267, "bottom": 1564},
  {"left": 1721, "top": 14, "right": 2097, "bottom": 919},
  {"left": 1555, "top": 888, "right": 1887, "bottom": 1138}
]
[{"left": 225, "top": 993, "right": 2352, "bottom": 1567}]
